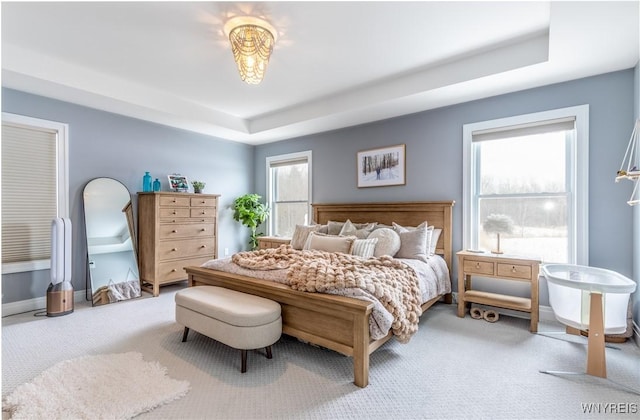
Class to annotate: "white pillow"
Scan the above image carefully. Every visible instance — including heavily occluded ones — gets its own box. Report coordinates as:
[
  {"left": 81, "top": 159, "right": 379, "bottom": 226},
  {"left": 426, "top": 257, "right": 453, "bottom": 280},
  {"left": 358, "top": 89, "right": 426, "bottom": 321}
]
[
  {"left": 351, "top": 237, "right": 378, "bottom": 258},
  {"left": 367, "top": 228, "right": 401, "bottom": 257},
  {"left": 430, "top": 228, "right": 442, "bottom": 255},
  {"left": 303, "top": 232, "right": 356, "bottom": 254}
]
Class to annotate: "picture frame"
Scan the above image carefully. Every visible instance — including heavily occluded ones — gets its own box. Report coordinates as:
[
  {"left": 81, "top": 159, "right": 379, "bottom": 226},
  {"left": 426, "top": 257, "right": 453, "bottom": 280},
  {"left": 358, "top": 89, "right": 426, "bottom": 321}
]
[
  {"left": 168, "top": 174, "right": 189, "bottom": 192},
  {"left": 357, "top": 144, "right": 406, "bottom": 188}
]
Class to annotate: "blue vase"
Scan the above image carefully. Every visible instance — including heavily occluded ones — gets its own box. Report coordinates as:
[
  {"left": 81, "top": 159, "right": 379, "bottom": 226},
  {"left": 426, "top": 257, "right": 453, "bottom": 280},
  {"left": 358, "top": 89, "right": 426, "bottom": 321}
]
[
  {"left": 153, "top": 178, "right": 161, "bottom": 192},
  {"left": 143, "top": 172, "right": 152, "bottom": 192}
]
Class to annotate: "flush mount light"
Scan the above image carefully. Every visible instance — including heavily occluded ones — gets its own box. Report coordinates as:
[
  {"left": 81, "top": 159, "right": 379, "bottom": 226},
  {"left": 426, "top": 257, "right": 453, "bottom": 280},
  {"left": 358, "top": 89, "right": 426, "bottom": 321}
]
[{"left": 223, "top": 16, "right": 278, "bottom": 85}]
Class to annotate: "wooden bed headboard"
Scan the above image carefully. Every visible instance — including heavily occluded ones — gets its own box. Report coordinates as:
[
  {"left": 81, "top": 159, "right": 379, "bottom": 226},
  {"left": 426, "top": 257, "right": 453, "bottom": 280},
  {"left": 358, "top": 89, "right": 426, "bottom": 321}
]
[{"left": 312, "top": 201, "right": 455, "bottom": 270}]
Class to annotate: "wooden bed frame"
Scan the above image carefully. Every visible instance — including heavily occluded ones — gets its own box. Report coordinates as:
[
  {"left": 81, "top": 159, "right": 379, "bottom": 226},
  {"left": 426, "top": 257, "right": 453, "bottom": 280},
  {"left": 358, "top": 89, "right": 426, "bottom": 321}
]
[{"left": 185, "top": 201, "right": 454, "bottom": 387}]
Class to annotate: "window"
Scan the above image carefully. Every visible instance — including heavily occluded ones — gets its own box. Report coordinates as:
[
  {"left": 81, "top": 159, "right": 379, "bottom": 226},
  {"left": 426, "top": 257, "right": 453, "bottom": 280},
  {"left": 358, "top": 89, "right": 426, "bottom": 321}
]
[
  {"left": 2, "top": 113, "right": 69, "bottom": 274},
  {"left": 462, "top": 105, "right": 589, "bottom": 264},
  {"left": 266, "top": 151, "right": 312, "bottom": 237}
]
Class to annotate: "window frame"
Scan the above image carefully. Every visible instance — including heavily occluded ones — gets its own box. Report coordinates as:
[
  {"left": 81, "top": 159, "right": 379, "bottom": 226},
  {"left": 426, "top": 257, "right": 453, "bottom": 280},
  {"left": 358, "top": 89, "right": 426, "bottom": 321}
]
[
  {"left": 462, "top": 105, "right": 589, "bottom": 265},
  {"left": 265, "top": 150, "right": 312, "bottom": 237},
  {"left": 2, "top": 112, "right": 69, "bottom": 274}
]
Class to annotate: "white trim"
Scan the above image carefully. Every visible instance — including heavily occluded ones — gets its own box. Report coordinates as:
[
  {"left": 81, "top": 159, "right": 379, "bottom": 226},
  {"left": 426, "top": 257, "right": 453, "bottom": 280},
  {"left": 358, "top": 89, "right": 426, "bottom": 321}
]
[
  {"left": 265, "top": 150, "right": 312, "bottom": 236},
  {"left": 1, "top": 112, "right": 70, "bottom": 274},
  {"left": 2, "top": 289, "right": 86, "bottom": 317},
  {"left": 462, "top": 104, "right": 589, "bottom": 265}
]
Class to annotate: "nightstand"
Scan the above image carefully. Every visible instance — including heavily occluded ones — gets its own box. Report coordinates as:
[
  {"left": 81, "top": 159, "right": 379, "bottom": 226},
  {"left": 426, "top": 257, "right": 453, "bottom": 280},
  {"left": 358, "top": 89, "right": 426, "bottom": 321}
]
[
  {"left": 257, "top": 236, "right": 291, "bottom": 249},
  {"left": 457, "top": 250, "right": 541, "bottom": 332}
]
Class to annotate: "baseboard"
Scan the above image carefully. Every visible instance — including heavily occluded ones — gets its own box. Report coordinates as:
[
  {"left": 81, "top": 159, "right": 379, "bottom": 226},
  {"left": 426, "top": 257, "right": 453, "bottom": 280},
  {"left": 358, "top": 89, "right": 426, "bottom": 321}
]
[
  {"left": 633, "top": 321, "right": 640, "bottom": 348},
  {"left": 2, "top": 289, "right": 87, "bottom": 317}
]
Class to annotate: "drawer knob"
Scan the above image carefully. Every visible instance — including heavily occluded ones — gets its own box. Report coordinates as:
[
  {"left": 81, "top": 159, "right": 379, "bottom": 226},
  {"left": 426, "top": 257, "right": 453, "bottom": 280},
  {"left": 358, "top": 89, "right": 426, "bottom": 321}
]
[
  {"left": 171, "top": 269, "right": 177, "bottom": 272},
  {"left": 201, "top": 200, "right": 205, "bottom": 204},
  {"left": 201, "top": 211, "right": 206, "bottom": 215},
  {"left": 511, "top": 266, "right": 517, "bottom": 273},
  {"left": 172, "top": 248, "right": 178, "bottom": 251},
  {"left": 172, "top": 230, "right": 177, "bottom": 233},
  {"left": 201, "top": 228, "right": 206, "bottom": 232},
  {"left": 201, "top": 245, "right": 207, "bottom": 248},
  {"left": 172, "top": 199, "right": 176, "bottom": 203},
  {"left": 475, "top": 262, "right": 481, "bottom": 269},
  {"left": 172, "top": 211, "right": 177, "bottom": 215}
]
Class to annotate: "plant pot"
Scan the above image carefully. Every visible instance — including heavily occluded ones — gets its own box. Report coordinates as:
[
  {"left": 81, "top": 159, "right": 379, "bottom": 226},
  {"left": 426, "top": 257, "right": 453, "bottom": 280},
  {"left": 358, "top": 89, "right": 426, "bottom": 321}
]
[{"left": 194, "top": 189, "right": 202, "bottom": 194}]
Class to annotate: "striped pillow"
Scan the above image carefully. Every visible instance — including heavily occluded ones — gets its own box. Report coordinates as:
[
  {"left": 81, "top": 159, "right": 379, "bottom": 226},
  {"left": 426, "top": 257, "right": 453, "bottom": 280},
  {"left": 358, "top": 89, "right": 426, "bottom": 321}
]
[{"left": 351, "top": 237, "right": 378, "bottom": 258}]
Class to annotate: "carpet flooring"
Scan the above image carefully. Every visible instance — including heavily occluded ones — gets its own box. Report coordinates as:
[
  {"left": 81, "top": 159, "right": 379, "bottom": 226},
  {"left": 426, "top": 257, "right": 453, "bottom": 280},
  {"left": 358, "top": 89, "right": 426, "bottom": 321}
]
[{"left": 3, "top": 284, "right": 639, "bottom": 419}]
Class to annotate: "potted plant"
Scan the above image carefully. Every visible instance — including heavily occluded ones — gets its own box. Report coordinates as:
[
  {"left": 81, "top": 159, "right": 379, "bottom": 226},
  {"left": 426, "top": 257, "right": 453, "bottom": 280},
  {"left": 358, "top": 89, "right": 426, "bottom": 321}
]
[
  {"left": 191, "top": 181, "right": 206, "bottom": 194},
  {"left": 483, "top": 213, "right": 514, "bottom": 254},
  {"left": 232, "top": 194, "right": 270, "bottom": 250}
]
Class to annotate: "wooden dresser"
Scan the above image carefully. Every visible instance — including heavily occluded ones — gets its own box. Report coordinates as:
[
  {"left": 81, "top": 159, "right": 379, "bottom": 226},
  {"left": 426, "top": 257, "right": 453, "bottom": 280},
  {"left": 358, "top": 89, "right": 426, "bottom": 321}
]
[{"left": 138, "top": 192, "right": 219, "bottom": 296}]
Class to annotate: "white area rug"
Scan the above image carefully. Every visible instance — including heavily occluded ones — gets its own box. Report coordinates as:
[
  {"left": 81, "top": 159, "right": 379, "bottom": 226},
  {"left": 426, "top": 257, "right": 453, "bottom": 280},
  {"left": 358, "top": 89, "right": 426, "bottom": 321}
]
[{"left": 3, "top": 352, "right": 189, "bottom": 419}]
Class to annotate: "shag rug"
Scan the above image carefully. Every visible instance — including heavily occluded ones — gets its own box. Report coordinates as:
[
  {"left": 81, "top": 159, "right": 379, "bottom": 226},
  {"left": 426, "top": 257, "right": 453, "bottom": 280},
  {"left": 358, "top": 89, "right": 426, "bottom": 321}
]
[{"left": 3, "top": 352, "right": 190, "bottom": 419}]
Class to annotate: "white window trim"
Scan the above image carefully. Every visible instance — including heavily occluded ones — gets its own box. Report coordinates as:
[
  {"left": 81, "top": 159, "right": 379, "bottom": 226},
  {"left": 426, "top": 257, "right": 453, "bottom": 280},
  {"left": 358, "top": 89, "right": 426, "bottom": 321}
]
[
  {"left": 462, "top": 105, "right": 589, "bottom": 265},
  {"left": 265, "top": 150, "right": 312, "bottom": 236},
  {"left": 2, "top": 112, "right": 69, "bottom": 274}
]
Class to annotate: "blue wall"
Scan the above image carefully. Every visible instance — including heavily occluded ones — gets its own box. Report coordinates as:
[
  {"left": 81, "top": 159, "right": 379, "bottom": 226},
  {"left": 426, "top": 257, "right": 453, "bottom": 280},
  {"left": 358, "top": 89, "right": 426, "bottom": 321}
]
[
  {"left": 255, "top": 69, "right": 637, "bottom": 308},
  {"left": 2, "top": 88, "right": 253, "bottom": 303},
  {"left": 3, "top": 68, "right": 636, "bottom": 317}
]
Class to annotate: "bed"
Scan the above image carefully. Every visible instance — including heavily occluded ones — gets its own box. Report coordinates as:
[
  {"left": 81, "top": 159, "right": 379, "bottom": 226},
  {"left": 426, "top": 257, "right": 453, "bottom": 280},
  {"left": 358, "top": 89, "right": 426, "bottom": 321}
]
[{"left": 185, "top": 201, "right": 454, "bottom": 387}]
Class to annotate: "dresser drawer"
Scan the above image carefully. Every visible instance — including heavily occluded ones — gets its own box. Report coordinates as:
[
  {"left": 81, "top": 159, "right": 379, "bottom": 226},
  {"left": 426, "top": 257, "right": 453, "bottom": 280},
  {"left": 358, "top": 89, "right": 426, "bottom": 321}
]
[
  {"left": 190, "top": 207, "right": 215, "bottom": 218},
  {"left": 159, "top": 195, "right": 191, "bottom": 207},
  {"left": 191, "top": 197, "right": 217, "bottom": 207},
  {"left": 157, "top": 256, "right": 212, "bottom": 282},
  {"left": 497, "top": 263, "right": 532, "bottom": 280},
  {"left": 463, "top": 259, "right": 494, "bottom": 275},
  {"left": 158, "top": 237, "right": 216, "bottom": 261},
  {"left": 159, "top": 223, "right": 214, "bottom": 240},
  {"left": 159, "top": 207, "right": 191, "bottom": 219}
]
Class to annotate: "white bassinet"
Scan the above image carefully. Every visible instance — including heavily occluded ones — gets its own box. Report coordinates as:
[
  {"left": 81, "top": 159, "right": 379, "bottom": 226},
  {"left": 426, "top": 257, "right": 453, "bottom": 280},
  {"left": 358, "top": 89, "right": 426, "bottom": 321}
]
[{"left": 542, "top": 264, "right": 635, "bottom": 334}]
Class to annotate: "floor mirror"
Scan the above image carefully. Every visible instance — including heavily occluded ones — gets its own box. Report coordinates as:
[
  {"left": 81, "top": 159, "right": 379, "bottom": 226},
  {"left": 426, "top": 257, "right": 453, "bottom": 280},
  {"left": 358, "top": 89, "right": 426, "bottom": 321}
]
[{"left": 83, "top": 178, "right": 141, "bottom": 306}]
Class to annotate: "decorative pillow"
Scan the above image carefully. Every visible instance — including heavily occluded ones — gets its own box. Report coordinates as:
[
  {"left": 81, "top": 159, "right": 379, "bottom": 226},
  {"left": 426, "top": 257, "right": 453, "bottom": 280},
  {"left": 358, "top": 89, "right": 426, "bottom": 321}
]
[
  {"left": 394, "top": 224, "right": 429, "bottom": 262},
  {"left": 339, "top": 219, "right": 377, "bottom": 239},
  {"left": 394, "top": 221, "right": 432, "bottom": 259},
  {"left": 429, "top": 228, "right": 442, "bottom": 255},
  {"left": 290, "top": 224, "right": 321, "bottom": 250},
  {"left": 303, "top": 232, "right": 356, "bottom": 254},
  {"left": 317, "top": 224, "right": 329, "bottom": 234},
  {"left": 351, "top": 237, "right": 378, "bottom": 258},
  {"left": 327, "top": 220, "right": 346, "bottom": 236},
  {"left": 367, "top": 228, "right": 401, "bottom": 257}
]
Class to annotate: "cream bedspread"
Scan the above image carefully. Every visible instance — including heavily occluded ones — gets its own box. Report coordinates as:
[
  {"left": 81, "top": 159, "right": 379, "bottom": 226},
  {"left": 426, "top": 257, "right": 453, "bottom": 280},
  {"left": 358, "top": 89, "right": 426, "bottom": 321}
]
[{"left": 201, "top": 247, "right": 450, "bottom": 341}]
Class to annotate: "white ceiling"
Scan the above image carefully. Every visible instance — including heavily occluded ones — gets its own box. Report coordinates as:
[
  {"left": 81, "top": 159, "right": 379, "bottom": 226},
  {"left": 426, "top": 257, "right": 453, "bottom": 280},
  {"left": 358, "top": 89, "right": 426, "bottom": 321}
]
[{"left": 2, "top": 1, "right": 639, "bottom": 145}]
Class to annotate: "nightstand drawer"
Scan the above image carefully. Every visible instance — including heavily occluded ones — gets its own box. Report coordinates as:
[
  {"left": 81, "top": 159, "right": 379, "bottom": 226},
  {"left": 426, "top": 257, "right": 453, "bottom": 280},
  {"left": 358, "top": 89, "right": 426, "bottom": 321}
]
[
  {"left": 497, "top": 263, "right": 532, "bottom": 280},
  {"left": 463, "top": 260, "right": 494, "bottom": 275}
]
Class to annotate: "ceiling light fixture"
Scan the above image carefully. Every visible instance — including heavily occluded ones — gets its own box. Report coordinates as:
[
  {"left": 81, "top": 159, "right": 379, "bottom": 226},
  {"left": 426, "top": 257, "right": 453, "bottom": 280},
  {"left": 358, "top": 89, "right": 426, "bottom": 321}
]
[{"left": 223, "top": 16, "right": 277, "bottom": 85}]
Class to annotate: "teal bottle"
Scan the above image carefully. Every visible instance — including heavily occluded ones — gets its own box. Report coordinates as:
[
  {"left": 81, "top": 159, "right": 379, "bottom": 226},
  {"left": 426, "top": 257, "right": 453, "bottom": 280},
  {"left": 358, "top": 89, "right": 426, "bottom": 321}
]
[
  {"left": 143, "top": 172, "right": 152, "bottom": 192},
  {"left": 153, "top": 178, "right": 161, "bottom": 192}
]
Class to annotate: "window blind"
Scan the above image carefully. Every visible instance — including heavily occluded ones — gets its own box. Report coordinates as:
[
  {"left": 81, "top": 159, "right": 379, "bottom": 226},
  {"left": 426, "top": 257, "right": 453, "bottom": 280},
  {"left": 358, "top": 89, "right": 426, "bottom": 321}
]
[
  {"left": 472, "top": 116, "right": 576, "bottom": 142},
  {"left": 2, "top": 123, "right": 58, "bottom": 263}
]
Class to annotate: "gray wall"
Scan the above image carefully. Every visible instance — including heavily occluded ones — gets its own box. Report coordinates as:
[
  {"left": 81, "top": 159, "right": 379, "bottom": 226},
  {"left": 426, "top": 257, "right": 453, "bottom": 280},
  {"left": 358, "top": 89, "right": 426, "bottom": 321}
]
[
  {"left": 2, "top": 88, "right": 253, "bottom": 304},
  {"left": 255, "top": 69, "right": 637, "bottom": 311}
]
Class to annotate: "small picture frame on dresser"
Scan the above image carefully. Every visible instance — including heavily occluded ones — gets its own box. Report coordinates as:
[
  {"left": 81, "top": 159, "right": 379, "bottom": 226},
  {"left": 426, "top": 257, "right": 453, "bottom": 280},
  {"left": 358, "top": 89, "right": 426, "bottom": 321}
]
[{"left": 168, "top": 174, "right": 189, "bottom": 192}]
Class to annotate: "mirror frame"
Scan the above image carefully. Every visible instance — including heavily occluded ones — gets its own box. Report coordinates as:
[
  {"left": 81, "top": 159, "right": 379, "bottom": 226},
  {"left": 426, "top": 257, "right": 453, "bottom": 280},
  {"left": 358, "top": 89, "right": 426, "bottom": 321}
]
[{"left": 83, "top": 177, "right": 140, "bottom": 306}]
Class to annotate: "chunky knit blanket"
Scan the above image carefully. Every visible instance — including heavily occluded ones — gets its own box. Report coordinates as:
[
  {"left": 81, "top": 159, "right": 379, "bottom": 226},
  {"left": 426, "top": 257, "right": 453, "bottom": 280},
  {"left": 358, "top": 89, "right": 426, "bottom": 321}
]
[{"left": 232, "top": 245, "right": 422, "bottom": 343}]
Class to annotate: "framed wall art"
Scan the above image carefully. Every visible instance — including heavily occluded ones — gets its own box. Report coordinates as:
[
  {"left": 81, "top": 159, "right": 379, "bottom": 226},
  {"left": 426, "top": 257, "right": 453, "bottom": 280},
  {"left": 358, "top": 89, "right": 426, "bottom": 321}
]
[
  {"left": 168, "top": 174, "right": 189, "bottom": 192},
  {"left": 356, "top": 144, "right": 406, "bottom": 188}
]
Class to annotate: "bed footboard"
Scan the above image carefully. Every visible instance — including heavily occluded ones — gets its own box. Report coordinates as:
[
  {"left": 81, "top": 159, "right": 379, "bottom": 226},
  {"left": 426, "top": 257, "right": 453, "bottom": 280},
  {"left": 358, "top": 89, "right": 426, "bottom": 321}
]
[{"left": 186, "top": 266, "right": 375, "bottom": 387}]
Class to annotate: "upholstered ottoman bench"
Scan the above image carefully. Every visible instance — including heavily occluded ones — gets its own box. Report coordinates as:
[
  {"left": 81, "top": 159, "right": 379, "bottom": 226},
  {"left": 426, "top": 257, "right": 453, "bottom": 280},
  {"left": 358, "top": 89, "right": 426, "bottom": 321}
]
[{"left": 175, "top": 286, "right": 282, "bottom": 373}]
